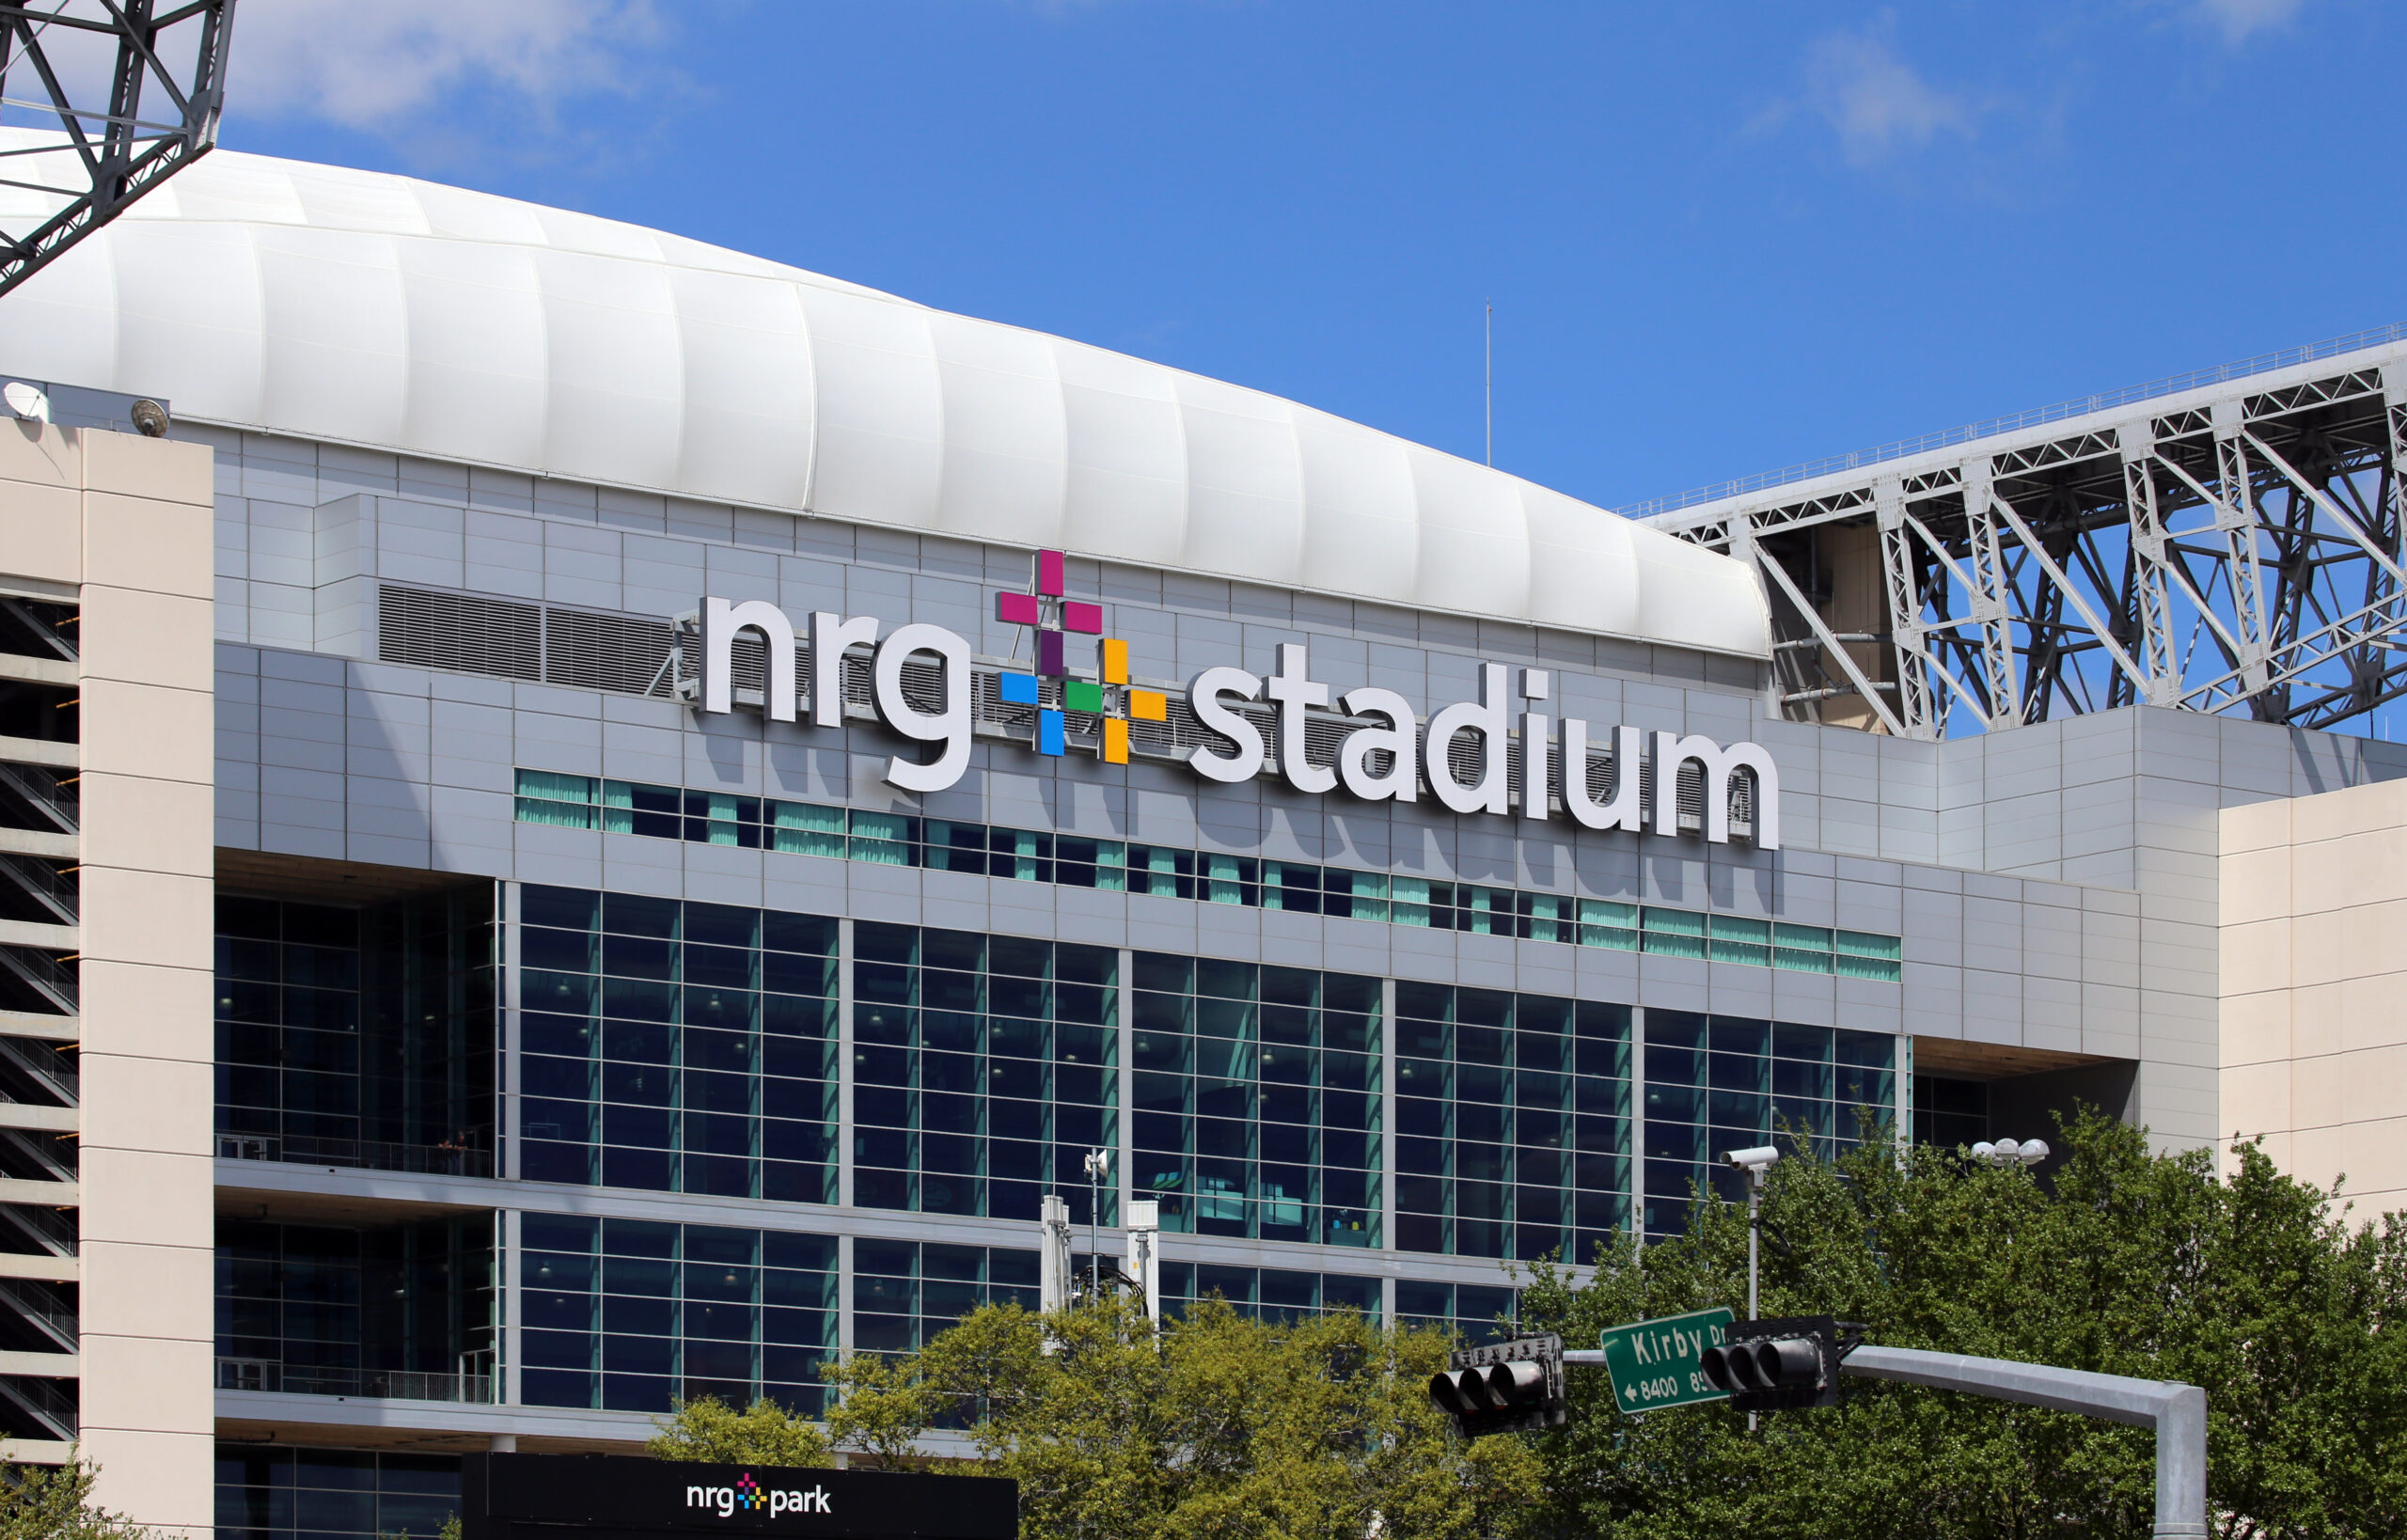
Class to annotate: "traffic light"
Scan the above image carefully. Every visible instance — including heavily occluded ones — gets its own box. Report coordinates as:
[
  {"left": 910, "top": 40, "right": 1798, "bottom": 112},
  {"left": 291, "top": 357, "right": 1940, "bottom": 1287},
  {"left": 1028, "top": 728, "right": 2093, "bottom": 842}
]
[
  {"left": 1427, "top": 1333, "right": 1566, "bottom": 1437},
  {"left": 1699, "top": 1315, "right": 1839, "bottom": 1412}
]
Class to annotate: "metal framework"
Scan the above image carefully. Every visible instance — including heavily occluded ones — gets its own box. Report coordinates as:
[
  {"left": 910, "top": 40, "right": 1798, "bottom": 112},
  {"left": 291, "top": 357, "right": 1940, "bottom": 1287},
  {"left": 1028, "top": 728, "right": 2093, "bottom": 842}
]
[
  {"left": 1645, "top": 327, "right": 2407, "bottom": 740},
  {"left": 0, "top": 0, "right": 232, "bottom": 302}
]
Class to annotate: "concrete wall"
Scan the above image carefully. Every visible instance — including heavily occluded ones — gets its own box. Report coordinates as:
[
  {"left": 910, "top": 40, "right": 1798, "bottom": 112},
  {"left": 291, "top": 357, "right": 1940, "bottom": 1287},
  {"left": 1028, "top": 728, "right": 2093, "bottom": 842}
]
[
  {"left": 2222, "top": 780, "right": 2407, "bottom": 1217},
  {"left": 0, "top": 419, "right": 215, "bottom": 1536}
]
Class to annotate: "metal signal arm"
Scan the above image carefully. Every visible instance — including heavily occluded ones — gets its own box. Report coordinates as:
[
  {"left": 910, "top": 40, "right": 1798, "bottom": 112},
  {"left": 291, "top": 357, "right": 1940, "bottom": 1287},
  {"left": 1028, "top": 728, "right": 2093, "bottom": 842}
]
[
  {"left": 1562, "top": 1343, "right": 2205, "bottom": 1540},
  {"left": 1840, "top": 1346, "right": 2206, "bottom": 1540}
]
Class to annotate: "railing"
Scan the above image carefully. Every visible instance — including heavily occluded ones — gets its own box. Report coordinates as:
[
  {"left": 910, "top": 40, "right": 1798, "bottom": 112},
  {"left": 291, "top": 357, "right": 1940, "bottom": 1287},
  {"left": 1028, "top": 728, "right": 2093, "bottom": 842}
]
[
  {"left": 1622, "top": 321, "right": 2407, "bottom": 522},
  {"left": 214, "top": 1359, "right": 496, "bottom": 1404},
  {"left": 0, "top": 762, "right": 73, "bottom": 835},
  {"left": 0, "top": 946, "right": 74, "bottom": 1015},
  {"left": 0, "top": 1036, "right": 75, "bottom": 1102},
  {"left": 0, "top": 856, "right": 73, "bottom": 928},
  {"left": 0, "top": 1371, "right": 76, "bottom": 1441},
  {"left": 212, "top": 1132, "right": 494, "bottom": 1178},
  {"left": 0, "top": 1277, "right": 77, "bottom": 1350}
]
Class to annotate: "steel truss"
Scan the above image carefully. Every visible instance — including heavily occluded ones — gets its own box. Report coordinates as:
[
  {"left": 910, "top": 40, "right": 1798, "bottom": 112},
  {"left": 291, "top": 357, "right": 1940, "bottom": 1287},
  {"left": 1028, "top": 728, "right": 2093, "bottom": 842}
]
[
  {"left": 0, "top": 0, "right": 232, "bottom": 302},
  {"left": 1652, "top": 338, "right": 2407, "bottom": 739}
]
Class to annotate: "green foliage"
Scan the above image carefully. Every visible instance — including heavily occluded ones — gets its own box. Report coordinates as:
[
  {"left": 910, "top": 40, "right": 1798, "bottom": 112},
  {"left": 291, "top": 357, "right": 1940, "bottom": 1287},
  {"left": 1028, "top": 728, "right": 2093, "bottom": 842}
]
[
  {"left": 647, "top": 1393, "right": 833, "bottom": 1469},
  {"left": 827, "top": 1292, "right": 1540, "bottom": 1539},
  {"left": 1516, "top": 1111, "right": 2407, "bottom": 1540},
  {"left": 0, "top": 1458, "right": 150, "bottom": 1540},
  {"left": 438, "top": 1516, "right": 462, "bottom": 1540}
]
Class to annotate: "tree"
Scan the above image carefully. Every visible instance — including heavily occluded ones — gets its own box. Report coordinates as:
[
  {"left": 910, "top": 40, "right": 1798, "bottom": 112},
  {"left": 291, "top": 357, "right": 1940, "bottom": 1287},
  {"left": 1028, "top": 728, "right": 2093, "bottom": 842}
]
[
  {"left": 1514, "top": 1112, "right": 2407, "bottom": 1540},
  {"left": 647, "top": 1394, "right": 833, "bottom": 1469},
  {"left": 0, "top": 1459, "right": 150, "bottom": 1540},
  {"left": 826, "top": 1292, "right": 1540, "bottom": 1540}
]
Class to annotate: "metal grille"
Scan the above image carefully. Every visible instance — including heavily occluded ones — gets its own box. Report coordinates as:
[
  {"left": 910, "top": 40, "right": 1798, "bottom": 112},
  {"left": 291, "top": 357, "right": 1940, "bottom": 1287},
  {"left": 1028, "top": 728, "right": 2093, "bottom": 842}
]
[
  {"left": 377, "top": 588, "right": 540, "bottom": 681},
  {"left": 543, "top": 607, "right": 680, "bottom": 696}
]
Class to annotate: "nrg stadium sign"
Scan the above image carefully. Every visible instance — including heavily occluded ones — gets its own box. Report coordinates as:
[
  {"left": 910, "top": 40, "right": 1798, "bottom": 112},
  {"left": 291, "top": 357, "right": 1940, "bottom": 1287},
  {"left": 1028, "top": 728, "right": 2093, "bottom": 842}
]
[{"left": 690, "top": 549, "right": 1779, "bottom": 849}]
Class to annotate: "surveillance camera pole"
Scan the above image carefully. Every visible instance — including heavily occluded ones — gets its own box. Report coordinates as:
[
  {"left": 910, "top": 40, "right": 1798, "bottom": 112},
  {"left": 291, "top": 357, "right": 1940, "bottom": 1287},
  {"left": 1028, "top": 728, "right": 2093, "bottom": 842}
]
[
  {"left": 1082, "top": 1149, "right": 1109, "bottom": 1300},
  {"left": 1723, "top": 1144, "right": 1780, "bottom": 1433},
  {"left": 1744, "top": 1167, "right": 1762, "bottom": 1431}
]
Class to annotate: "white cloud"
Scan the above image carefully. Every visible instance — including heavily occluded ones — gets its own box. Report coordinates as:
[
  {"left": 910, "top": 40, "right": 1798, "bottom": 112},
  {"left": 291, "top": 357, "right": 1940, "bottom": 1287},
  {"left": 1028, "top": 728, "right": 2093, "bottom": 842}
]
[
  {"left": 2192, "top": 0, "right": 2307, "bottom": 44},
  {"left": 1801, "top": 24, "right": 1974, "bottom": 167},
  {"left": 228, "top": 0, "right": 664, "bottom": 129}
]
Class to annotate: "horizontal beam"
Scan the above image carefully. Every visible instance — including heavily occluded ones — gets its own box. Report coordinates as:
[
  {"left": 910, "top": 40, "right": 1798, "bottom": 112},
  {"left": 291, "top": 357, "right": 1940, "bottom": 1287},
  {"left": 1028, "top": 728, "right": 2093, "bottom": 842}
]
[{"left": 1841, "top": 1345, "right": 2205, "bottom": 1540}]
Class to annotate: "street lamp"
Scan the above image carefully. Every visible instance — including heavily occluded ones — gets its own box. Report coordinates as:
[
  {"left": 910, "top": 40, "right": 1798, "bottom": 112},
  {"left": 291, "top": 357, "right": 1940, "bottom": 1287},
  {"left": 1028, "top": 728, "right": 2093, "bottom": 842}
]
[
  {"left": 1723, "top": 1144, "right": 1780, "bottom": 1432},
  {"left": 1971, "top": 1138, "right": 2050, "bottom": 1169}
]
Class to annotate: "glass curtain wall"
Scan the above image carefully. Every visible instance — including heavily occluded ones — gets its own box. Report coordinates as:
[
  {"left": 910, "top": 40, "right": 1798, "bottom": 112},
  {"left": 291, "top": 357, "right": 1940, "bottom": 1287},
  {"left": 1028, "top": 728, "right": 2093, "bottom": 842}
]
[
  {"left": 213, "top": 1218, "right": 495, "bottom": 1398},
  {"left": 215, "top": 1447, "right": 460, "bottom": 1540},
  {"left": 214, "top": 890, "right": 496, "bottom": 1174},
  {"left": 1128, "top": 957, "right": 1381, "bottom": 1247},
  {"left": 517, "top": 1216, "right": 838, "bottom": 1416},
  {"left": 517, "top": 888, "right": 838, "bottom": 1203},
  {"left": 1640, "top": 1012, "right": 1897, "bottom": 1237},
  {"left": 1393, "top": 985, "right": 1631, "bottom": 1263},
  {"left": 851, "top": 924, "right": 1117, "bottom": 1224}
]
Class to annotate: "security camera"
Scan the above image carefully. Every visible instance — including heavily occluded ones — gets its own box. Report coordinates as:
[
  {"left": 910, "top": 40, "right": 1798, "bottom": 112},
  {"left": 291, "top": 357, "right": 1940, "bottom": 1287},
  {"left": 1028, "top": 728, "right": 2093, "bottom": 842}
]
[{"left": 1723, "top": 1145, "right": 1781, "bottom": 1174}]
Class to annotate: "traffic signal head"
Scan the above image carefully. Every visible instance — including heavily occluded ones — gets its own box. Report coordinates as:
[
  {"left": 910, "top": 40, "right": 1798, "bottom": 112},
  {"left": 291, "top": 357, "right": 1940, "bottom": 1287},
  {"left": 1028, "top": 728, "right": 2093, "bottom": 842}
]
[
  {"left": 1427, "top": 1334, "right": 1566, "bottom": 1437},
  {"left": 1698, "top": 1316, "right": 1838, "bottom": 1412}
]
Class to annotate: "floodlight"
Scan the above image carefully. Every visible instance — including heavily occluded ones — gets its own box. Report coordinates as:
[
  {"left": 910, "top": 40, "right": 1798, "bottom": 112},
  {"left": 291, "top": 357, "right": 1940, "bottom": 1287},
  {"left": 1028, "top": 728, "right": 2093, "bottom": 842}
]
[{"left": 131, "top": 400, "right": 169, "bottom": 437}]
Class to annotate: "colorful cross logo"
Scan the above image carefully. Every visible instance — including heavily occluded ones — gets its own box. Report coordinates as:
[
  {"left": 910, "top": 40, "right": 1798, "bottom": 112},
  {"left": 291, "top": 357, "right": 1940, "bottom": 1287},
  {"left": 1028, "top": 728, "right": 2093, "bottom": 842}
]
[
  {"left": 996, "top": 549, "right": 1167, "bottom": 763},
  {"left": 735, "top": 1475, "right": 763, "bottom": 1511}
]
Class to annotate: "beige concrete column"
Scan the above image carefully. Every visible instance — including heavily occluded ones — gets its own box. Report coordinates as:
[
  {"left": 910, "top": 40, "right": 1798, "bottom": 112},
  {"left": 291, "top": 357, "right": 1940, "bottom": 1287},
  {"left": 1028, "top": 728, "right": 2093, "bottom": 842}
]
[
  {"left": 2220, "top": 783, "right": 2407, "bottom": 1217},
  {"left": 74, "top": 429, "right": 215, "bottom": 1539},
  {"left": 0, "top": 419, "right": 215, "bottom": 1537}
]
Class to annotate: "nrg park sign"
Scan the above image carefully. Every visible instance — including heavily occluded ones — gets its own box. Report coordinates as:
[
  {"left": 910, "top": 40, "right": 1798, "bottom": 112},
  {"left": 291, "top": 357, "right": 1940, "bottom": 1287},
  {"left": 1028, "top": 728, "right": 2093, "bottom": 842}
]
[{"left": 692, "top": 550, "right": 1779, "bottom": 849}]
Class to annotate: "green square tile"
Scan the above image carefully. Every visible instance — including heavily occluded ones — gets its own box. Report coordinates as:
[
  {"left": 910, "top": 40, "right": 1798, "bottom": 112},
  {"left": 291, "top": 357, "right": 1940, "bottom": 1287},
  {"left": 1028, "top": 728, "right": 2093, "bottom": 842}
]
[{"left": 1063, "top": 681, "right": 1104, "bottom": 714}]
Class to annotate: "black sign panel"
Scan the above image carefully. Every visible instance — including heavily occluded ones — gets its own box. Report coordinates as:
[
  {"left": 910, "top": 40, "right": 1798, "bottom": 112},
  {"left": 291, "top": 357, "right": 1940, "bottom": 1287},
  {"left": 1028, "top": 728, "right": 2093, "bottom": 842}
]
[{"left": 461, "top": 1454, "right": 1017, "bottom": 1540}]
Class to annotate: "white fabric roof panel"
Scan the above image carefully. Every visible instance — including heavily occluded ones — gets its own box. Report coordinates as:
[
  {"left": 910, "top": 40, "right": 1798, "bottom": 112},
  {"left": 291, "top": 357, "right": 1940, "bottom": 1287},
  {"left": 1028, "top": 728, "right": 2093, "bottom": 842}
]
[{"left": 0, "top": 138, "right": 1770, "bottom": 657}]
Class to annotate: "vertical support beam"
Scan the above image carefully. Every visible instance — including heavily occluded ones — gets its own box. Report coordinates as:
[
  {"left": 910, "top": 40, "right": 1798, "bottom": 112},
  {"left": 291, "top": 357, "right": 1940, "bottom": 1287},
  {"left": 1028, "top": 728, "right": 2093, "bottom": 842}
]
[
  {"left": 2383, "top": 363, "right": 2407, "bottom": 571},
  {"left": 500, "top": 1208, "right": 522, "bottom": 1406},
  {"left": 1628, "top": 1004, "right": 1647, "bottom": 1248},
  {"left": 1874, "top": 479, "right": 1940, "bottom": 739},
  {"left": 501, "top": 881, "right": 522, "bottom": 1180},
  {"left": 1959, "top": 459, "right": 2022, "bottom": 728},
  {"left": 1117, "top": 947, "right": 1135, "bottom": 1239},
  {"left": 837, "top": 919, "right": 856, "bottom": 1209},
  {"left": 2117, "top": 420, "right": 2179, "bottom": 707},
  {"left": 2210, "top": 399, "right": 2273, "bottom": 698},
  {"left": 1379, "top": 976, "right": 1397, "bottom": 1253}
]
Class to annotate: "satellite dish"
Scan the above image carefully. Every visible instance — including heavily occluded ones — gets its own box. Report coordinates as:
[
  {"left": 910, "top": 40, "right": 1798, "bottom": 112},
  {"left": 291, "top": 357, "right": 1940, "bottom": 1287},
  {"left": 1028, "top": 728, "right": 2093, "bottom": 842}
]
[{"left": 3, "top": 382, "right": 49, "bottom": 422}]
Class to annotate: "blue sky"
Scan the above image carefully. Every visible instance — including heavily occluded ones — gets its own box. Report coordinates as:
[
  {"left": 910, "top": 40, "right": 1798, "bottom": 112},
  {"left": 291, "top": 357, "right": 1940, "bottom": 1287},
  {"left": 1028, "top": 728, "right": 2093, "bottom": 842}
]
[{"left": 223, "top": 0, "right": 2403, "bottom": 517}]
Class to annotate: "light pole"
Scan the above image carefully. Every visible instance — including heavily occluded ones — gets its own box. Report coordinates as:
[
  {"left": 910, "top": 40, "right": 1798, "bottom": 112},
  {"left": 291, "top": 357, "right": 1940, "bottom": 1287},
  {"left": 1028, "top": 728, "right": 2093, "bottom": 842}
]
[
  {"left": 1082, "top": 1148, "right": 1110, "bottom": 1300},
  {"left": 1723, "top": 1144, "right": 1781, "bottom": 1431}
]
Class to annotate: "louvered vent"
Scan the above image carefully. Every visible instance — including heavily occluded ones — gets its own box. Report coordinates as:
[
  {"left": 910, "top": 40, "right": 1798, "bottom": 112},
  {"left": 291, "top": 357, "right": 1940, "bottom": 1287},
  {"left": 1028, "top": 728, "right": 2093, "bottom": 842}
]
[
  {"left": 378, "top": 588, "right": 540, "bottom": 680},
  {"left": 543, "top": 608, "right": 680, "bottom": 696}
]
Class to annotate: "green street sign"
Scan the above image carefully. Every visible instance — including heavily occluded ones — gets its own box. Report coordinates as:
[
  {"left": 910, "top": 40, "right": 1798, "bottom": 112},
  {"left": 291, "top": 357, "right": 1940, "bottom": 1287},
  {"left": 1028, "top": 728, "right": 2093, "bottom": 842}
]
[{"left": 1598, "top": 1307, "right": 1736, "bottom": 1415}]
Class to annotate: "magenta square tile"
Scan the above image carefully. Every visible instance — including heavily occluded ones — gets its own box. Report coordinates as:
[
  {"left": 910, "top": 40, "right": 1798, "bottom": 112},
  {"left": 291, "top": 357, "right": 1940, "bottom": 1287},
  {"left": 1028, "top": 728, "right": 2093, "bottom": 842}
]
[
  {"left": 1062, "top": 601, "right": 1102, "bottom": 635},
  {"left": 1037, "top": 549, "right": 1065, "bottom": 597},
  {"left": 997, "top": 591, "right": 1040, "bottom": 626}
]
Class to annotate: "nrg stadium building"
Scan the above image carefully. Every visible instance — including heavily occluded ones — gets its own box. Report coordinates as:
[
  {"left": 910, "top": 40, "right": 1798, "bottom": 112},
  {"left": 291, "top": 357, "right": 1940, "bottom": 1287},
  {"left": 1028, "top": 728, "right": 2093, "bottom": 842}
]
[{"left": 0, "top": 145, "right": 2400, "bottom": 1539}]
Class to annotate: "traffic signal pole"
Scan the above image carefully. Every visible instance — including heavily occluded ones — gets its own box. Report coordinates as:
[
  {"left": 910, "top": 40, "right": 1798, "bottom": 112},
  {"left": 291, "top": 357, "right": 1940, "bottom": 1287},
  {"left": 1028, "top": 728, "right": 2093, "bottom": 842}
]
[
  {"left": 1839, "top": 1347, "right": 2206, "bottom": 1540},
  {"left": 1562, "top": 1344, "right": 2210, "bottom": 1540}
]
